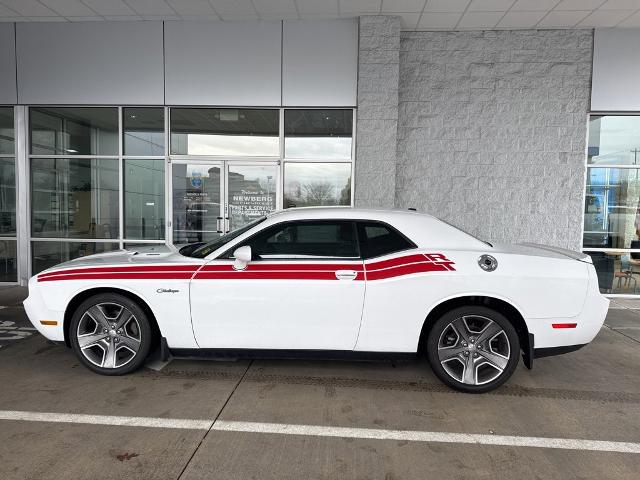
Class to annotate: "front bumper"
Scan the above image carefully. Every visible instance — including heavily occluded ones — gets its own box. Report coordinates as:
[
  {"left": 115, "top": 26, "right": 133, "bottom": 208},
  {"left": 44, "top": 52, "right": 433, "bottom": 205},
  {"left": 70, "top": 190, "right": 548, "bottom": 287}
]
[{"left": 23, "top": 282, "right": 65, "bottom": 342}]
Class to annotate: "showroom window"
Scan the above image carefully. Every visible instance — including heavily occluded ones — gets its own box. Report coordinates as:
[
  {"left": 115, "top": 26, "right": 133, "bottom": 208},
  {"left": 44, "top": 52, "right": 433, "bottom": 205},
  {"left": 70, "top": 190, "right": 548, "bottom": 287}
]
[
  {"left": 584, "top": 115, "right": 640, "bottom": 295},
  {"left": 0, "top": 107, "right": 17, "bottom": 282},
  {"left": 283, "top": 109, "right": 353, "bottom": 209},
  {"left": 29, "top": 107, "right": 166, "bottom": 274}
]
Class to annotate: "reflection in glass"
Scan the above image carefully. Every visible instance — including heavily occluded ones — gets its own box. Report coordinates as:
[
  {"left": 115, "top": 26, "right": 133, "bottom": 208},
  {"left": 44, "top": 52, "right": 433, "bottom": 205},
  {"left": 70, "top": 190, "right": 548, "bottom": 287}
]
[
  {"left": 284, "top": 163, "right": 351, "bottom": 208},
  {"left": 124, "top": 243, "right": 169, "bottom": 252},
  {"left": 31, "top": 241, "right": 118, "bottom": 274},
  {"left": 587, "top": 251, "right": 640, "bottom": 294},
  {"left": 172, "top": 163, "right": 221, "bottom": 244},
  {"left": 588, "top": 116, "right": 640, "bottom": 166},
  {"left": 31, "top": 158, "right": 119, "bottom": 239},
  {"left": 0, "top": 239, "right": 17, "bottom": 282},
  {"left": 170, "top": 108, "right": 279, "bottom": 156},
  {"left": 124, "top": 159, "right": 165, "bottom": 240},
  {"left": 285, "top": 109, "right": 352, "bottom": 159},
  {"left": 583, "top": 168, "right": 640, "bottom": 249},
  {"left": 0, "top": 158, "right": 16, "bottom": 235},
  {"left": 228, "top": 165, "right": 277, "bottom": 231},
  {"left": 0, "top": 107, "right": 14, "bottom": 155},
  {"left": 30, "top": 107, "right": 118, "bottom": 156},
  {"left": 124, "top": 108, "right": 165, "bottom": 156}
]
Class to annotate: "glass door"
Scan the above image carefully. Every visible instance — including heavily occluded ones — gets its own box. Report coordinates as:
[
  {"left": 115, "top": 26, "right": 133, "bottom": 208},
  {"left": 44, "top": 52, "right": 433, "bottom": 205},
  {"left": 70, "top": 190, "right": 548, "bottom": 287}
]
[
  {"left": 171, "top": 161, "right": 224, "bottom": 244},
  {"left": 226, "top": 163, "right": 279, "bottom": 232}
]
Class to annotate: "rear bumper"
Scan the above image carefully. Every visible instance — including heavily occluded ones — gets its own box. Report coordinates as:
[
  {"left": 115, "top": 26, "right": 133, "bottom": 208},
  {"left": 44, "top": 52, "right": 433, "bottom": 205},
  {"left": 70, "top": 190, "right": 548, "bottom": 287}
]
[
  {"left": 534, "top": 343, "right": 586, "bottom": 359},
  {"left": 525, "top": 265, "right": 609, "bottom": 349}
]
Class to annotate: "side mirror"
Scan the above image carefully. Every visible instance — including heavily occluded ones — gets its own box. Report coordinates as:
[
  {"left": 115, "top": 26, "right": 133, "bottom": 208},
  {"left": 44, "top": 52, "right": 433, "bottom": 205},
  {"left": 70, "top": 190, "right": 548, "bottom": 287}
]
[{"left": 232, "top": 245, "right": 252, "bottom": 271}]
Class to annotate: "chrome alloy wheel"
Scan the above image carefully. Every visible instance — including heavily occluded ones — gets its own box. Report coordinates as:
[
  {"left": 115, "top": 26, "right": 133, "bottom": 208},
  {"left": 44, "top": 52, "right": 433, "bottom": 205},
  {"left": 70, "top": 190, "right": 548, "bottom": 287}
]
[
  {"left": 76, "top": 302, "right": 142, "bottom": 369},
  {"left": 437, "top": 315, "right": 511, "bottom": 386}
]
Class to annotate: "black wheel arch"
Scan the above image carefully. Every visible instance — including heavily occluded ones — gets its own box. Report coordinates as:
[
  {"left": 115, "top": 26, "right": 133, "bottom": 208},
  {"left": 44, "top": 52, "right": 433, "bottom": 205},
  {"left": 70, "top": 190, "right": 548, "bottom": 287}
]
[
  {"left": 63, "top": 287, "right": 161, "bottom": 350},
  {"left": 418, "top": 295, "right": 530, "bottom": 357}
]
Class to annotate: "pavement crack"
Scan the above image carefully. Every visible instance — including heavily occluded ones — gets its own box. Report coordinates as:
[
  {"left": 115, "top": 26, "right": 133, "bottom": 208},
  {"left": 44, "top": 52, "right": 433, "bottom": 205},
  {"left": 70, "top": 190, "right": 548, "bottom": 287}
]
[{"left": 175, "top": 360, "right": 253, "bottom": 480}]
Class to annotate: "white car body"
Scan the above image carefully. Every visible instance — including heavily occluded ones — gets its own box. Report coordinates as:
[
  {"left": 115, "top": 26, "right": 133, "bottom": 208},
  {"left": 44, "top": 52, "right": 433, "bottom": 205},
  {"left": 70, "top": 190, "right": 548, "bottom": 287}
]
[{"left": 24, "top": 208, "right": 608, "bottom": 363}]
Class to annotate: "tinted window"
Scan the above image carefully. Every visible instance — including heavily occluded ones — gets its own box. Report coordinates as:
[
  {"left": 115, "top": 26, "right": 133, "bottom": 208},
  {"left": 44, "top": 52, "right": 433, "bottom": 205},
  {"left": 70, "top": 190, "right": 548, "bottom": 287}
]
[
  {"left": 242, "top": 221, "right": 358, "bottom": 259},
  {"left": 357, "top": 222, "right": 415, "bottom": 259}
]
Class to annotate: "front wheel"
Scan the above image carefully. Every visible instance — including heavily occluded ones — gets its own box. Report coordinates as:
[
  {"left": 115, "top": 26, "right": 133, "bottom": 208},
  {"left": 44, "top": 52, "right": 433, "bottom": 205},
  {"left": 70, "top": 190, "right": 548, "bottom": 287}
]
[
  {"left": 69, "top": 293, "right": 153, "bottom": 375},
  {"left": 426, "top": 306, "right": 520, "bottom": 393}
]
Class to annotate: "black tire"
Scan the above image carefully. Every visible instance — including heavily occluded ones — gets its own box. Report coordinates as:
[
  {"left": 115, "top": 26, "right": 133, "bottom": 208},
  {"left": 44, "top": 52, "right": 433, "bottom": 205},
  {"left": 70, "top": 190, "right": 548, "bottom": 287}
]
[
  {"left": 426, "top": 306, "right": 520, "bottom": 393},
  {"left": 69, "top": 293, "right": 153, "bottom": 375}
]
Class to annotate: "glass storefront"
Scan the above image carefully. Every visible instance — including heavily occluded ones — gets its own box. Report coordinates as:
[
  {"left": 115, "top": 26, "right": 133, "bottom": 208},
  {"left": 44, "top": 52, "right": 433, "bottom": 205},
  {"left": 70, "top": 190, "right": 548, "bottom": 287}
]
[
  {"left": 584, "top": 115, "right": 640, "bottom": 295},
  {"left": 0, "top": 106, "right": 355, "bottom": 279},
  {"left": 0, "top": 107, "right": 17, "bottom": 282}
]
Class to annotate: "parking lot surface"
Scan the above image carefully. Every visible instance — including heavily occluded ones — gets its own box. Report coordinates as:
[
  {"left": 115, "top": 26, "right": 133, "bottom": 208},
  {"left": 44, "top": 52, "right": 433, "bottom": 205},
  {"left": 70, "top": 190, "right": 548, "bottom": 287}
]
[{"left": 0, "top": 291, "right": 639, "bottom": 479}]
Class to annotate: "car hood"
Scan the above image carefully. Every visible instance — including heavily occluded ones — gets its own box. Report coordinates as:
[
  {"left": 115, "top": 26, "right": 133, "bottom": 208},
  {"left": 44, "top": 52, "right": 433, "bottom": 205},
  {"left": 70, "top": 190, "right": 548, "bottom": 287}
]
[
  {"left": 490, "top": 243, "right": 592, "bottom": 263},
  {"left": 39, "top": 245, "right": 193, "bottom": 274}
]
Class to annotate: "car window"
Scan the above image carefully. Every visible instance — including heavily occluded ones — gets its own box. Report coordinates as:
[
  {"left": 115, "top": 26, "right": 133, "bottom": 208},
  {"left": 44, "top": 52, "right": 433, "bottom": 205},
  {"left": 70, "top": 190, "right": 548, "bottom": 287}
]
[
  {"left": 357, "top": 221, "right": 416, "bottom": 259},
  {"left": 186, "top": 217, "right": 266, "bottom": 258},
  {"left": 234, "top": 220, "right": 359, "bottom": 259}
]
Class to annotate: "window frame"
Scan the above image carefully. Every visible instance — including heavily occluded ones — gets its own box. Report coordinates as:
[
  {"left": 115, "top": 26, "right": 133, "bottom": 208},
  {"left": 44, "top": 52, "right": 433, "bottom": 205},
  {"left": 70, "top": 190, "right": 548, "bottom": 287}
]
[{"left": 220, "top": 219, "right": 362, "bottom": 261}]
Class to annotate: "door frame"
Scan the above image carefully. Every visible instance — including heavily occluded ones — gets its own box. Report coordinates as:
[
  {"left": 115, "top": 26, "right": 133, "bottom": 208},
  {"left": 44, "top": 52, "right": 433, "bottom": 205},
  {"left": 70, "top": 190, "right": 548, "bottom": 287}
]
[{"left": 168, "top": 158, "right": 281, "bottom": 244}]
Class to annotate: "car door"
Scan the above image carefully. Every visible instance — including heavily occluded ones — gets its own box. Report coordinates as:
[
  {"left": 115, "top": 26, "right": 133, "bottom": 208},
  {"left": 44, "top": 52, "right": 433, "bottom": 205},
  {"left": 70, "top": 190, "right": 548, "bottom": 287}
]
[{"left": 189, "top": 220, "right": 366, "bottom": 350}]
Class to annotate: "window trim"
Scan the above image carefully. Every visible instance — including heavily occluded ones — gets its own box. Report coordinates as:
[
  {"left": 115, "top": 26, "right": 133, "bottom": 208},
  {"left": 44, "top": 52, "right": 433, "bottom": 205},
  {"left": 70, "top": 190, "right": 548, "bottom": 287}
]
[{"left": 219, "top": 219, "right": 361, "bottom": 261}]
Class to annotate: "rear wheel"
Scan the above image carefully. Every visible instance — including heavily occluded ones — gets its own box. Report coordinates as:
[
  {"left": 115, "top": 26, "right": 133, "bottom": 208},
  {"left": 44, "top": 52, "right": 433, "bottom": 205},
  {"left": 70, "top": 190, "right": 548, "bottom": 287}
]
[
  {"left": 69, "top": 293, "right": 152, "bottom": 375},
  {"left": 427, "top": 306, "right": 520, "bottom": 393}
]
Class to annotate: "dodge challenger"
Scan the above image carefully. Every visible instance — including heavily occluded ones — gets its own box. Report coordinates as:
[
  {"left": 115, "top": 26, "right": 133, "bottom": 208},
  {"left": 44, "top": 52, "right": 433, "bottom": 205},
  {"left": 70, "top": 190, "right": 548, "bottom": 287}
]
[{"left": 24, "top": 208, "right": 608, "bottom": 393}]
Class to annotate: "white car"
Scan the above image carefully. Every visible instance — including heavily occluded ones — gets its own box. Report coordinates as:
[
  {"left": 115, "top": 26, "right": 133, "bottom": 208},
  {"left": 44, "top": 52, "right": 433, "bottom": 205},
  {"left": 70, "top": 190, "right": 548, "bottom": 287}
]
[{"left": 24, "top": 208, "right": 608, "bottom": 393}]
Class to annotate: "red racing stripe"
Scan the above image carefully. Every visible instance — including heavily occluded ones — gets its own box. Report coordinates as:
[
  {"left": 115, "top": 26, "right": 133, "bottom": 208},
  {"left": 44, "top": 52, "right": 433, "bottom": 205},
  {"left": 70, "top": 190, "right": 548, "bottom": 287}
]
[
  {"left": 38, "top": 272, "right": 195, "bottom": 282},
  {"left": 366, "top": 261, "right": 451, "bottom": 281},
  {"left": 38, "top": 264, "right": 200, "bottom": 280},
  {"left": 194, "top": 271, "right": 363, "bottom": 281}
]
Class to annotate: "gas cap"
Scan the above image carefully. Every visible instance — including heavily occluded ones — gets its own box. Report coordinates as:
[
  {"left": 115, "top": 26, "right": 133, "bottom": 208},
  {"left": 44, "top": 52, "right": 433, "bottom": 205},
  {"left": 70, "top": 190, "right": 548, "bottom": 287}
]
[{"left": 478, "top": 254, "right": 498, "bottom": 272}]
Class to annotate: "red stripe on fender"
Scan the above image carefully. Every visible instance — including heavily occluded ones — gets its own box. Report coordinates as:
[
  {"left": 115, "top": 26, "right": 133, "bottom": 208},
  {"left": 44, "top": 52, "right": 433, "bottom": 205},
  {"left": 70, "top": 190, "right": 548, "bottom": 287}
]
[
  {"left": 38, "top": 264, "right": 200, "bottom": 279},
  {"left": 552, "top": 323, "right": 577, "bottom": 329},
  {"left": 366, "top": 262, "right": 450, "bottom": 281},
  {"left": 38, "top": 272, "right": 195, "bottom": 282}
]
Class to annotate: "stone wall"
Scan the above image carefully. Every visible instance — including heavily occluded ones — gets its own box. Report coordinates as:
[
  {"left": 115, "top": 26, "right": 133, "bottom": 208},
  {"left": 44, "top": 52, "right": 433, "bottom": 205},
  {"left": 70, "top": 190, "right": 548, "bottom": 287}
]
[
  {"left": 394, "top": 29, "right": 592, "bottom": 250},
  {"left": 354, "top": 16, "right": 400, "bottom": 208}
]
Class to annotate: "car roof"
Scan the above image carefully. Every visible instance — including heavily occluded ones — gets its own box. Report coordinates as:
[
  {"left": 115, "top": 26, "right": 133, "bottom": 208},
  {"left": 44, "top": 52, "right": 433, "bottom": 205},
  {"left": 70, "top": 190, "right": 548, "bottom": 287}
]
[{"left": 266, "top": 206, "right": 434, "bottom": 222}]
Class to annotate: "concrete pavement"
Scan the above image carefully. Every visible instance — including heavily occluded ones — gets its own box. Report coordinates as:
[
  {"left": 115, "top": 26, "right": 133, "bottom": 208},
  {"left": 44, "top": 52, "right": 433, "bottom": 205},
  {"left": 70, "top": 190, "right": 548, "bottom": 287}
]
[{"left": 0, "top": 292, "right": 638, "bottom": 479}]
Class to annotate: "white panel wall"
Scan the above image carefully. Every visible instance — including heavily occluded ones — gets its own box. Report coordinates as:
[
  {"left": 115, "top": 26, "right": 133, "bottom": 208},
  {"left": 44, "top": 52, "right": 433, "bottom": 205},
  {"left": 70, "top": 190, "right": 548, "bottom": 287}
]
[
  {"left": 164, "top": 21, "right": 282, "bottom": 106},
  {"left": 592, "top": 29, "right": 640, "bottom": 111},
  {"left": 16, "top": 22, "right": 164, "bottom": 105},
  {"left": 0, "top": 23, "right": 16, "bottom": 104},
  {"left": 282, "top": 19, "right": 358, "bottom": 107}
]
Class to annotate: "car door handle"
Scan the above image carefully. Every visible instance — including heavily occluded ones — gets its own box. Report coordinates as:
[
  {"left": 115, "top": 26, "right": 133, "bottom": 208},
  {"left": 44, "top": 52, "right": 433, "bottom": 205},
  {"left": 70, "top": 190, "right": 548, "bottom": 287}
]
[{"left": 335, "top": 270, "right": 358, "bottom": 281}]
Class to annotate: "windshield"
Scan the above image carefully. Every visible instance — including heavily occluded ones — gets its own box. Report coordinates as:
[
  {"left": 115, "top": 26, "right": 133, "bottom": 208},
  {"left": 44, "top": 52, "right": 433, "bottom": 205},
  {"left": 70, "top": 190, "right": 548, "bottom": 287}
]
[{"left": 184, "top": 217, "right": 267, "bottom": 259}]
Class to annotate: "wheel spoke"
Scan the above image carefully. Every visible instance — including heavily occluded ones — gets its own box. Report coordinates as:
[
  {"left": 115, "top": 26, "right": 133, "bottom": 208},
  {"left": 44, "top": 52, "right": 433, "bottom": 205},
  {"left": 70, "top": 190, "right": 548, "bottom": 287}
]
[
  {"left": 86, "top": 306, "right": 110, "bottom": 329},
  {"left": 462, "top": 356, "right": 476, "bottom": 385},
  {"left": 102, "top": 340, "right": 118, "bottom": 368},
  {"left": 438, "top": 345, "right": 466, "bottom": 362},
  {"left": 78, "top": 332, "right": 109, "bottom": 349},
  {"left": 476, "top": 321, "right": 503, "bottom": 345},
  {"left": 114, "top": 308, "right": 134, "bottom": 330},
  {"left": 478, "top": 349, "right": 508, "bottom": 371},
  {"left": 451, "top": 317, "right": 471, "bottom": 343},
  {"left": 118, "top": 334, "right": 140, "bottom": 353}
]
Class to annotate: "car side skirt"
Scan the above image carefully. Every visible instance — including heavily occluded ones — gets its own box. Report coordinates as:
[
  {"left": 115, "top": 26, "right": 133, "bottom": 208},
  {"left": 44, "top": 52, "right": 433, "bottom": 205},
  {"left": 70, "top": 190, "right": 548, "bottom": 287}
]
[{"left": 169, "top": 348, "right": 417, "bottom": 362}]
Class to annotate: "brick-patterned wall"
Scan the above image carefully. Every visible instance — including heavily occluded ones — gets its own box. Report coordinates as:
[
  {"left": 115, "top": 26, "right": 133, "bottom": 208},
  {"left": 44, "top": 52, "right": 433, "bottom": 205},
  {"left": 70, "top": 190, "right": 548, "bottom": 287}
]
[
  {"left": 395, "top": 30, "right": 592, "bottom": 250},
  {"left": 354, "top": 16, "right": 400, "bottom": 208}
]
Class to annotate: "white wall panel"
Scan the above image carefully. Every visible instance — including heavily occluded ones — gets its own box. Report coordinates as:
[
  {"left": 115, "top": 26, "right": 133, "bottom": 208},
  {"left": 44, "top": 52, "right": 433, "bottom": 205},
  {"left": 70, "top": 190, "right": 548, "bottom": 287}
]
[
  {"left": 0, "top": 23, "right": 17, "bottom": 104},
  {"left": 592, "top": 29, "right": 640, "bottom": 111},
  {"left": 282, "top": 19, "right": 358, "bottom": 107},
  {"left": 164, "top": 21, "right": 281, "bottom": 106},
  {"left": 16, "top": 22, "right": 164, "bottom": 105}
]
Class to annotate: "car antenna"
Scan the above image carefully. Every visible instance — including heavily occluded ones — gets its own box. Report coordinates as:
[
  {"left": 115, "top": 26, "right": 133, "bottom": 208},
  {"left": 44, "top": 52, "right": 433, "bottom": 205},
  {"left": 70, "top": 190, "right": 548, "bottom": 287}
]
[{"left": 408, "top": 207, "right": 417, "bottom": 211}]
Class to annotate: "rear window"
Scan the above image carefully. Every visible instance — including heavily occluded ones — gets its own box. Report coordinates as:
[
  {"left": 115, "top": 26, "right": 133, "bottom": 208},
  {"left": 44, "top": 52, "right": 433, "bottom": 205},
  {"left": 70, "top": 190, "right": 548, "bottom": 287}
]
[{"left": 357, "top": 221, "right": 415, "bottom": 259}]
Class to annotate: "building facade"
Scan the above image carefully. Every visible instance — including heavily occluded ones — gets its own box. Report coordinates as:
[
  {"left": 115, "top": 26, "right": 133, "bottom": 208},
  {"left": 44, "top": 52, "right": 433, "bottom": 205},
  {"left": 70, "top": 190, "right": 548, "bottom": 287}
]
[{"left": 0, "top": 17, "right": 639, "bottom": 296}]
